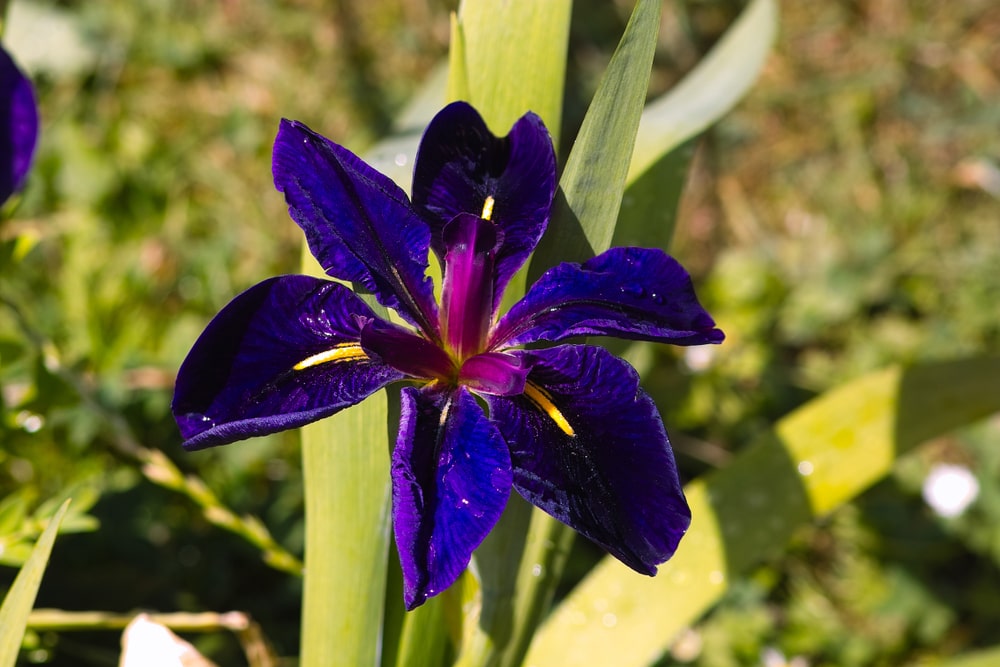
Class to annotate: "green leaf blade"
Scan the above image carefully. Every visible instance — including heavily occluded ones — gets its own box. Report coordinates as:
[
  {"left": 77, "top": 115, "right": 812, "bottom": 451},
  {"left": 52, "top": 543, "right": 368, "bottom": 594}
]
[
  {"left": 0, "top": 499, "right": 71, "bottom": 667},
  {"left": 531, "top": 0, "right": 661, "bottom": 275},
  {"left": 526, "top": 357, "right": 1000, "bottom": 667}
]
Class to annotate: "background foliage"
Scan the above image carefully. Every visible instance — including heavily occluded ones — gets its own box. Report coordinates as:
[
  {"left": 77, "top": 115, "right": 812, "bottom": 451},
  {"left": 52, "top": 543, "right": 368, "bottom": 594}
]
[{"left": 1, "top": 0, "right": 998, "bottom": 665}]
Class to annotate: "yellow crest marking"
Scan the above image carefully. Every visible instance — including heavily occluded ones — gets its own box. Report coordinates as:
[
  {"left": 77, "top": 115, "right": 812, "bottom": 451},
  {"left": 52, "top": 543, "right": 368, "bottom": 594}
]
[
  {"left": 524, "top": 382, "right": 575, "bottom": 437},
  {"left": 293, "top": 342, "right": 367, "bottom": 371},
  {"left": 481, "top": 195, "right": 495, "bottom": 221}
]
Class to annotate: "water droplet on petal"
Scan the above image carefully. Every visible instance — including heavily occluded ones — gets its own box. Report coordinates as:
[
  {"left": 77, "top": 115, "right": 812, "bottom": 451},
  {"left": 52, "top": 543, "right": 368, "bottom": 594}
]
[{"left": 601, "top": 613, "right": 618, "bottom": 628}]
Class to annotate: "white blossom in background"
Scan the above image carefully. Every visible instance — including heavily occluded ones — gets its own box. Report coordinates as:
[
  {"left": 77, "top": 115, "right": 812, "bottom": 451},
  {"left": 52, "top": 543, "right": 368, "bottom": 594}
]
[
  {"left": 683, "top": 344, "right": 717, "bottom": 373},
  {"left": 761, "top": 647, "right": 809, "bottom": 667},
  {"left": 119, "top": 615, "right": 217, "bottom": 667},
  {"left": 922, "top": 463, "right": 980, "bottom": 519}
]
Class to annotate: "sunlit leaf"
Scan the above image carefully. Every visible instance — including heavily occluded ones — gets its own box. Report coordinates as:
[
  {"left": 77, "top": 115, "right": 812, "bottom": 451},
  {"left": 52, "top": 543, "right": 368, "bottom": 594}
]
[
  {"left": 531, "top": 0, "right": 661, "bottom": 275},
  {"left": 526, "top": 357, "right": 1000, "bottom": 667}
]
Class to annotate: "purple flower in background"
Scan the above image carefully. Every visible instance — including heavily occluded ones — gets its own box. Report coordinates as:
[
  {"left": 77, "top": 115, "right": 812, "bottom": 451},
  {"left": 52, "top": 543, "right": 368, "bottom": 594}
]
[
  {"left": 173, "top": 102, "right": 723, "bottom": 609},
  {"left": 0, "top": 45, "right": 38, "bottom": 204}
]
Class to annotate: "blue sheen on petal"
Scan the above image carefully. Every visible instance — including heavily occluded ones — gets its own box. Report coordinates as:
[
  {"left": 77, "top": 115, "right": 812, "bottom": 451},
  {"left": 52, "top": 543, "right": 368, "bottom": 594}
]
[
  {"left": 486, "top": 345, "right": 691, "bottom": 574},
  {"left": 173, "top": 275, "right": 404, "bottom": 451},
  {"left": 411, "top": 102, "right": 557, "bottom": 309},
  {"left": 392, "top": 385, "right": 512, "bottom": 610},
  {"left": 492, "top": 247, "right": 724, "bottom": 348},
  {"left": 0, "top": 46, "right": 39, "bottom": 204},
  {"left": 272, "top": 119, "right": 439, "bottom": 335}
]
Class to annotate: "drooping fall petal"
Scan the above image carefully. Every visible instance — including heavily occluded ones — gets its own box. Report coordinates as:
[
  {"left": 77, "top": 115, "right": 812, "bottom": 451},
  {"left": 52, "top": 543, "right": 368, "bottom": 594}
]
[
  {"left": 392, "top": 385, "right": 512, "bottom": 609},
  {"left": 492, "top": 246, "right": 724, "bottom": 348},
  {"left": 173, "top": 275, "right": 404, "bottom": 450},
  {"left": 486, "top": 345, "right": 691, "bottom": 574}
]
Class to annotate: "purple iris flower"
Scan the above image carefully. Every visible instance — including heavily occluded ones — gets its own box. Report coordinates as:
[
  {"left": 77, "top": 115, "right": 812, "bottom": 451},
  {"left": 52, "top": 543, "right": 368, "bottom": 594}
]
[
  {"left": 173, "top": 102, "right": 723, "bottom": 609},
  {"left": 0, "top": 45, "right": 38, "bottom": 204}
]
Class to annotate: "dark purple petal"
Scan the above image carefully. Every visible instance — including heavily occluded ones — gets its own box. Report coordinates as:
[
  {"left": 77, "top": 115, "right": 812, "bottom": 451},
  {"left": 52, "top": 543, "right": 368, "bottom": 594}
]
[
  {"left": 411, "top": 102, "right": 557, "bottom": 309},
  {"left": 459, "top": 352, "right": 530, "bottom": 397},
  {"left": 173, "top": 275, "right": 403, "bottom": 451},
  {"left": 440, "top": 213, "right": 496, "bottom": 360},
  {"left": 359, "top": 317, "right": 454, "bottom": 382},
  {"left": 0, "top": 46, "right": 38, "bottom": 203},
  {"left": 492, "top": 247, "right": 724, "bottom": 348},
  {"left": 393, "top": 385, "right": 512, "bottom": 609},
  {"left": 485, "top": 345, "right": 690, "bottom": 574},
  {"left": 273, "top": 119, "right": 439, "bottom": 336}
]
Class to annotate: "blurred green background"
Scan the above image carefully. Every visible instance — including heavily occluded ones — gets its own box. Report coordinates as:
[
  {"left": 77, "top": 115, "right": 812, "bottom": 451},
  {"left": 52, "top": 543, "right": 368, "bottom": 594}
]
[{"left": 2, "top": 0, "right": 999, "bottom": 665}]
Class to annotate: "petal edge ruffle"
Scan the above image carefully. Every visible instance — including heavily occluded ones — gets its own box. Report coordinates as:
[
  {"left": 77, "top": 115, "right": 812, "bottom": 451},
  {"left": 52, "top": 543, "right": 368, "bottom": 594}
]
[
  {"left": 273, "top": 120, "right": 439, "bottom": 335},
  {"left": 173, "top": 275, "right": 404, "bottom": 450},
  {"left": 492, "top": 246, "right": 724, "bottom": 348},
  {"left": 486, "top": 345, "right": 691, "bottom": 574},
  {"left": 392, "top": 385, "right": 512, "bottom": 609}
]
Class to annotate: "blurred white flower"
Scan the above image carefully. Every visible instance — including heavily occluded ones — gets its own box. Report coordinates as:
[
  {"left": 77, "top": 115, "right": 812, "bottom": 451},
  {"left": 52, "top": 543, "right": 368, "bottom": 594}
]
[
  {"left": 683, "top": 345, "right": 717, "bottom": 373},
  {"left": 922, "top": 463, "right": 979, "bottom": 518},
  {"left": 761, "top": 647, "right": 809, "bottom": 667},
  {"left": 119, "top": 614, "right": 217, "bottom": 667}
]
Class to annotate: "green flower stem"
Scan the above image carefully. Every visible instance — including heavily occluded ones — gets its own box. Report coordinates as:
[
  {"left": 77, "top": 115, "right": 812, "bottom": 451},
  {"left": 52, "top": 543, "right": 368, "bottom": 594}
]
[{"left": 299, "top": 391, "right": 393, "bottom": 667}]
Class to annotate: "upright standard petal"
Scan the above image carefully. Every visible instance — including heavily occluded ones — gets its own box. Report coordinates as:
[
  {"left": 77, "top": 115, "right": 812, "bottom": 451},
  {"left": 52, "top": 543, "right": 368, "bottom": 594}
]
[
  {"left": 392, "top": 386, "right": 512, "bottom": 610},
  {"left": 173, "top": 275, "right": 404, "bottom": 450},
  {"left": 273, "top": 120, "right": 439, "bottom": 335},
  {"left": 0, "top": 46, "right": 39, "bottom": 203},
  {"left": 486, "top": 345, "right": 691, "bottom": 574},
  {"left": 411, "top": 102, "right": 557, "bottom": 308},
  {"left": 492, "top": 246, "right": 724, "bottom": 348}
]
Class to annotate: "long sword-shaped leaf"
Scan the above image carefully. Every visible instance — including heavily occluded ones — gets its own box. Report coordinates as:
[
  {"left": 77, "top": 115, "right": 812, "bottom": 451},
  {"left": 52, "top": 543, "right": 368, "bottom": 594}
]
[
  {"left": 299, "top": 392, "right": 393, "bottom": 667},
  {"left": 530, "top": 0, "right": 661, "bottom": 277},
  {"left": 448, "top": 0, "right": 570, "bottom": 145},
  {"left": 614, "top": 0, "right": 777, "bottom": 251},
  {"left": 626, "top": 0, "right": 777, "bottom": 184},
  {"left": 0, "top": 499, "right": 70, "bottom": 667},
  {"left": 526, "top": 357, "right": 1000, "bottom": 667}
]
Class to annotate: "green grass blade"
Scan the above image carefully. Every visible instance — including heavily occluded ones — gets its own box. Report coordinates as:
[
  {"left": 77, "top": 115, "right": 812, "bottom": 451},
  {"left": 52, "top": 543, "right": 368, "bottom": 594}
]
[
  {"left": 526, "top": 357, "right": 1000, "bottom": 667},
  {"left": 0, "top": 499, "right": 70, "bottom": 667},
  {"left": 530, "top": 0, "right": 661, "bottom": 275},
  {"left": 626, "top": 0, "right": 778, "bottom": 184},
  {"left": 448, "top": 0, "right": 570, "bottom": 144}
]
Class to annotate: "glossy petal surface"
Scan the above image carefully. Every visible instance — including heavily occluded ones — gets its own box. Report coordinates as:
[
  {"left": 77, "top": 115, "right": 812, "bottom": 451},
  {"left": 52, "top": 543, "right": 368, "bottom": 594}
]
[
  {"left": 173, "top": 275, "right": 404, "bottom": 450},
  {"left": 0, "top": 47, "right": 38, "bottom": 203},
  {"left": 412, "top": 102, "right": 557, "bottom": 308},
  {"left": 359, "top": 318, "right": 455, "bottom": 381},
  {"left": 440, "top": 213, "right": 497, "bottom": 359},
  {"left": 486, "top": 345, "right": 691, "bottom": 574},
  {"left": 273, "top": 120, "right": 438, "bottom": 333},
  {"left": 392, "top": 385, "right": 512, "bottom": 609},
  {"left": 493, "top": 247, "right": 724, "bottom": 348}
]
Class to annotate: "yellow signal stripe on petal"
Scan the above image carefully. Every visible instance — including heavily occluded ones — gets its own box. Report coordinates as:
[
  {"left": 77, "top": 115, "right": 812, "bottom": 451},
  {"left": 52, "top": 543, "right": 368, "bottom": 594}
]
[
  {"left": 293, "top": 342, "right": 367, "bottom": 371},
  {"left": 481, "top": 195, "right": 495, "bottom": 221},
  {"left": 524, "top": 382, "right": 575, "bottom": 437}
]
